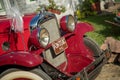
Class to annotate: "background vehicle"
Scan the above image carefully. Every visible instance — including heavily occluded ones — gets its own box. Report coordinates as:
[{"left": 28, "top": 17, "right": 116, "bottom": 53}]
[{"left": 0, "top": 0, "right": 110, "bottom": 80}]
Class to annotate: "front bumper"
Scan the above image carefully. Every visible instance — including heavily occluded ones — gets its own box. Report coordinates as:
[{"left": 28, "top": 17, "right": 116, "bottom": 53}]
[{"left": 68, "top": 49, "right": 111, "bottom": 80}]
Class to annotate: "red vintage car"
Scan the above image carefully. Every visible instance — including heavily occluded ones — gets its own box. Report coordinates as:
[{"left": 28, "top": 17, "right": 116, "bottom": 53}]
[{"left": 0, "top": 1, "right": 110, "bottom": 80}]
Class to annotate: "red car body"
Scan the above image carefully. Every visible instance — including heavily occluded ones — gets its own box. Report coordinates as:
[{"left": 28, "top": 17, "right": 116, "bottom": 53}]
[
  {"left": 0, "top": 15, "right": 43, "bottom": 67},
  {"left": 0, "top": 14, "right": 93, "bottom": 68},
  {"left": 0, "top": 10, "right": 110, "bottom": 79}
]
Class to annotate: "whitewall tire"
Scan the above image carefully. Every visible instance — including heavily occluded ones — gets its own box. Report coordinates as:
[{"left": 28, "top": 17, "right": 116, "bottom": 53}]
[{"left": 0, "top": 68, "right": 52, "bottom": 80}]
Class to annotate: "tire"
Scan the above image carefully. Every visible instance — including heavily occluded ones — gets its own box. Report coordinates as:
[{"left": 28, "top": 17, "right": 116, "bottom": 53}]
[
  {"left": 84, "top": 37, "right": 102, "bottom": 59},
  {"left": 0, "top": 68, "right": 52, "bottom": 80},
  {"left": 83, "top": 37, "right": 103, "bottom": 79}
]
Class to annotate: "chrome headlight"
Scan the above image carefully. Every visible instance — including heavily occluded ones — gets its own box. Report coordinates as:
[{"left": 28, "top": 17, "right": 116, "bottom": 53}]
[
  {"left": 38, "top": 28, "right": 50, "bottom": 48},
  {"left": 30, "top": 28, "right": 50, "bottom": 48},
  {"left": 60, "top": 15, "right": 76, "bottom": 32}
]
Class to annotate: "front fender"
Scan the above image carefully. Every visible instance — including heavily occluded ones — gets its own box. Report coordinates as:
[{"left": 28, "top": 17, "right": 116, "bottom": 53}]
[
  {"left": 74, "top": 22, "right": 94, "bottom": 35},
  {"left": 0, "top": 51, "right": 43, "bottom": 67},
  {"left": 65, "top": 22, "right": 94, "bottom": 55}
]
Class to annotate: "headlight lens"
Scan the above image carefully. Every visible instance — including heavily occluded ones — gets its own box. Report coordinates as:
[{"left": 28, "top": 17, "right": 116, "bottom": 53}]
[
  {"left": 38, "top": 28, "right": 50, "bottom": 48},
  {"left": 60, "top": 15, "right": 76, "bottom": 32},
  {"left": 29, "top": 28, "right": 50, "bottom": 49},
  {"left": 67, "top": 15, "right": 76, "bottom": 32}
]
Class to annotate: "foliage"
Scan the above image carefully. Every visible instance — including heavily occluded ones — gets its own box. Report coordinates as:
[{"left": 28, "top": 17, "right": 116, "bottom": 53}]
[
  {"left": 36, "top": 0, "right": 66, "bottom": 13},
  {"left": 75, "top": 0, "right": 97, "bottom": 19},
  {"left": 90, "top": 0, "right": 100, "bottom": 3},
  {"left": 80, "top": 14, "right": 120, "bottom": 46},
  {"left": 46, "top": 0, "right": 66, "bottom": 13}
]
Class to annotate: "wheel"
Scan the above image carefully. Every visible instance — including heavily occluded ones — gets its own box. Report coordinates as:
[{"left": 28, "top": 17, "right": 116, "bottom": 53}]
[
  {"left": 0, "top": 68, "right": 52, "bottom": 80},
  {"left": 84, "top": 37, "right": 102, "bottom": 59},
  {"left": 83, "top": 37, "right": 103, "bottom": 79}
]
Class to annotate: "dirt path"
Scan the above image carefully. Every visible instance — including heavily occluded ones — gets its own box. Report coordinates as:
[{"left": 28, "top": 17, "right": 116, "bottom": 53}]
[{"left": 95, "top": 64, "right": 120, "bottom": 80}]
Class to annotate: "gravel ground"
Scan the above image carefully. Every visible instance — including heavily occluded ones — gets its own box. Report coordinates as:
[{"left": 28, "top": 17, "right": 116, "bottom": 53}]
[
  {"left": 95, "top": 3, "right": 120, "bottom": 80},
  {"left": 95, "top": 63, "right": 120, "bottom": 80}
]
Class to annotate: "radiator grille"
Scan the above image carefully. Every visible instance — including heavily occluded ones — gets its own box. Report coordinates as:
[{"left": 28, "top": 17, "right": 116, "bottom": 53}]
[
  {"left": 41, "top": 18, "right": 67, "bottom": 67},
  {"left": 41, "top": 19, "right": 60, "bottom": 43}
]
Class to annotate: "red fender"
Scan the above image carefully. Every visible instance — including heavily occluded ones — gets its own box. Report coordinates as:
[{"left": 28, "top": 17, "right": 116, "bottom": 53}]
[
  {"left": 64, "top": 22, "right": 94, "bottom": 72},
  {"left": 75, "top": 22, "right": 94, "bottom": 34},
  {"left": 0, "top": 51, "right": 43, "bottom": 67},
  {"left": 65, "top": 22, "right": 94, "bottom": 54}
]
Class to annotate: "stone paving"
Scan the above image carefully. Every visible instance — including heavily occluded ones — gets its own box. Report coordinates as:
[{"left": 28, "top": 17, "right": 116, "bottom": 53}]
[
  {"left": 95, "top": 63, "right": 120, "bottom": 80},
  {"left": 103, "top": 3, "right": 120, "bottom": 13},
  {"left": 95, "top": 3, "right": 120, "bottom": 80}
]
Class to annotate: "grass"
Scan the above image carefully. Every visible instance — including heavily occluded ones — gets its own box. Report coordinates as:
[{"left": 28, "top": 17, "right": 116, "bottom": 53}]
[
  {"left": 115, "top": 0, "right": 120, "bottom": 2},
  {"left": 80, "top": 14, "right": 120, "bottom": 46}
]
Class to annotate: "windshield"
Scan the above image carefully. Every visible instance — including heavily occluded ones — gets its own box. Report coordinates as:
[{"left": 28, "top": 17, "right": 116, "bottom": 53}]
[
  {"left": 1, "top": 0, "right": 23, "bottom": 33},
  {"left": 1, "top": 0, "right": 79, "bottom": 15},
  {"left": 0, "top": 0, "right": 20, "bottom": 15},
  {"left": 0, "top": 0, "right": 6, "bottom": 15}
]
